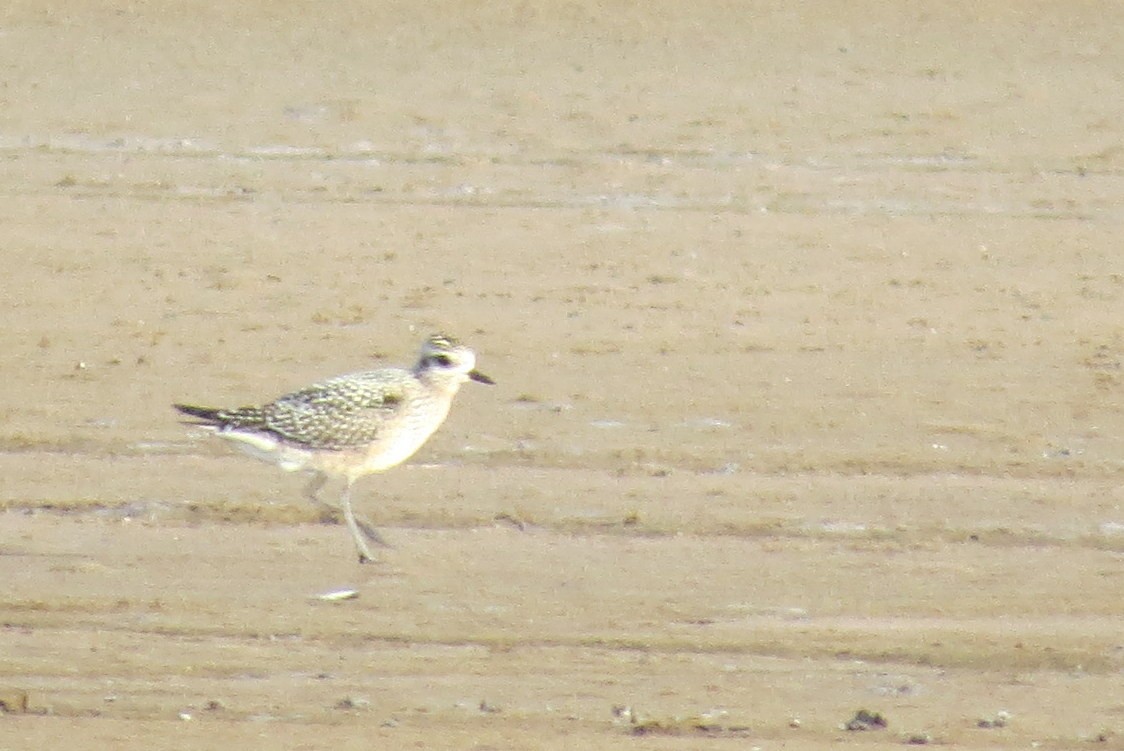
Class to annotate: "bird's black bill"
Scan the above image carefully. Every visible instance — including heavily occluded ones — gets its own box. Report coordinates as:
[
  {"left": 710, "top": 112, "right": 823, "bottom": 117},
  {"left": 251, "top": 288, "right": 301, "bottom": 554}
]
[{"left": 469, "top": 370, "right": 495, "bottom": 385}]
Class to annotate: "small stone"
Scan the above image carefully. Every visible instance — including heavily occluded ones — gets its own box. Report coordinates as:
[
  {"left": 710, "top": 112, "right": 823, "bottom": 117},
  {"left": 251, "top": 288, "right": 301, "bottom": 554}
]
[
  {"left": 316, "top": 588, "right": 359, "bottom": 602},
  {"left": 977, "top": 710, "right": 1010, "bottom": 729},
  {"left": 843, "top": 709, "right": 887, "bottom": 731}
]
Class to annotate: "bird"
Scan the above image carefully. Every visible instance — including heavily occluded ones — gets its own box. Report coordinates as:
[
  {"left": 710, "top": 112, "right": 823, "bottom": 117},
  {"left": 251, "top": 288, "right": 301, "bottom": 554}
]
[{"left": 174, "top": 334, "right": 494, "bottom": 563}]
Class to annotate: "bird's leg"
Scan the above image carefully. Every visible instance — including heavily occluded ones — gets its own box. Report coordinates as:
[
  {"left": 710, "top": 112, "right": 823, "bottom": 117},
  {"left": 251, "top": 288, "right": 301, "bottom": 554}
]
[
  {"left": 303, "top": 472, "right": 389, "bottom": 548},
  {"left": 302, "top": 472, "right": 333, "bottom": 520},
  {"left": 340, "top": 480, "right": 376, "bottom": 564}
]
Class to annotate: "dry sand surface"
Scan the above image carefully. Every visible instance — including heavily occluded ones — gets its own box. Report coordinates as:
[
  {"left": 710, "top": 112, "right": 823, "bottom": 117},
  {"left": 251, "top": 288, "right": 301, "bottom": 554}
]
[{"left": 1, "top": 1, "right": 1123, "bottom": 749}]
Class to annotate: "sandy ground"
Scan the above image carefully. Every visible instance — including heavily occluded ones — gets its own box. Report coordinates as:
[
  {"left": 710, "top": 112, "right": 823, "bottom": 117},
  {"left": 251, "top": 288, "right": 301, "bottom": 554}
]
[{"left": 1, "top": 1, "right": 1123, "bottom": 748}]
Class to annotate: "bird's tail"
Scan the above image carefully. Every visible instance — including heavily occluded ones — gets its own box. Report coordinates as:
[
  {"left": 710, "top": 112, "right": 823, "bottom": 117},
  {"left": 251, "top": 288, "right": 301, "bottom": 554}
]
[
  {"left": 174, "top": 403, "right": 224, "bottom": 421},
  {"left": 173, "top": 403, "right": 266, "bottom": 428}
]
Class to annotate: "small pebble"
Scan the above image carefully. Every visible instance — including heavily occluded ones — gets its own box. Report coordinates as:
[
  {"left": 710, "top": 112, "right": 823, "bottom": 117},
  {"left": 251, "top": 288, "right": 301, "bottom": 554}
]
[{"left": 316, "top": 589, "right": 359, "bottom": 602}]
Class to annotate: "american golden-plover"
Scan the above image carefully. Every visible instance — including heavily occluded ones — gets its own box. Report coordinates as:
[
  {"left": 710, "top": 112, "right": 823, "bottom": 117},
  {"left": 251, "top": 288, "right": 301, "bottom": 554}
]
[{"left": 174, "top": 334, "right": 493, "bottom": 563}]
